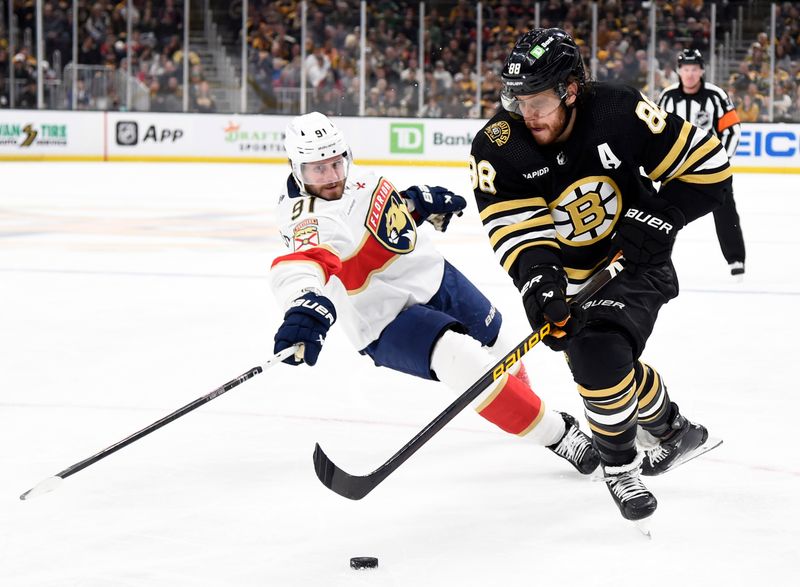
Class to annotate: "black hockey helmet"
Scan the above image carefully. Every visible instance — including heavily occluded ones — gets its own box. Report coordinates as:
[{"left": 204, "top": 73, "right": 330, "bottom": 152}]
[
  {"left": 677, "top": 48, "right": 704, "bottom": 68},
  {"left": 500, "top": 28, "right": 586, "bottom": 113}
]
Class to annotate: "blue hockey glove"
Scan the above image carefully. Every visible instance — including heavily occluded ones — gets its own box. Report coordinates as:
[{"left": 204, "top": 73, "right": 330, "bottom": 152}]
[
  {"left": 401, "top": 185, "right": 466, "bottom": 232},
  {"left": 520, "top": 265, "right": 585, "bottom": 351},
  {"left": 612, "top": 197, "right": 685, "bottom": 273},
  {"left": 274, "top": 292, "right": 337, "bottom": 366}
]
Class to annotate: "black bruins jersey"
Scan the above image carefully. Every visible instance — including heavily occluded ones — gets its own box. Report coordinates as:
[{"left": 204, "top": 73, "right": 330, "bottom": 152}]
[{"left": 470, "top": 83, "right": 732, "bottom": 295}]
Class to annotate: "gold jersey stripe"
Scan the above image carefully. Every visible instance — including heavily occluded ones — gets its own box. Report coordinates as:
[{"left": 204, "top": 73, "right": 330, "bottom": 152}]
[
  {"left": 489, "top": 216, "right": 553, "bottom": 248},
  {"left": 647, "top": 121, "right": 693, "bottom": 181},
  {"left": 500, "top": 239, "right": 560, "bottom": 272},
  {"left": 664, "top": 134, "right": 720, "bottom": 184},
  {"left": 480, "top": 197, "right": 548, "bottom": 221},
  {"left": 677, "top": 167, "right": 733, "bottom": 184}
]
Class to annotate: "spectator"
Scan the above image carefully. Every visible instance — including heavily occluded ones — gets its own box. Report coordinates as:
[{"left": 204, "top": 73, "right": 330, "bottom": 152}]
[
  {"left": 18, "top": 80, "right": 38, "bottom": 109},
  {"left": 304, "top": 45, "right": 331, "bottom": 89},
  {"left": 736, "top": 93, "right": 760, "bottom": 122},
  {"left": 193, "top": 80, "right": 217, "bottom": 113}
]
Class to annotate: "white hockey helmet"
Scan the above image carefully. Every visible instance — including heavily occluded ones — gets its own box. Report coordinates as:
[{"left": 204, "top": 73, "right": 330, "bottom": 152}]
[{"left": 284, "top": 112, "right": 351, "bottom": 192}]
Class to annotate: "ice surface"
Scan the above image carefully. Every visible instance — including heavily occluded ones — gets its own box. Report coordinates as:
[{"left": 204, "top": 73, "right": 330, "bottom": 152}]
[{"left": 1, "top": 162, "right": 797, "bottom": 586}]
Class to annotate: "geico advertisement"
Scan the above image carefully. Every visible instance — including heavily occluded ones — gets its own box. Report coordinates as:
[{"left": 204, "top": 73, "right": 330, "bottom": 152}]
[
  {"left": 106, "top": 112, "right": 286, "bottom": 159},
  {"left": 734, "top": 123, "right": 800, "bottom": 168},
  {"left": 0, "top": 110, "right": 102, "bottom": 158}
]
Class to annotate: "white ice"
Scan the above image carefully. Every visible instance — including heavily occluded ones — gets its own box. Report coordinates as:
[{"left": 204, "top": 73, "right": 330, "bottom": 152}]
[{"left": 1, "top": 162, "right": 797, "bottom": 587}]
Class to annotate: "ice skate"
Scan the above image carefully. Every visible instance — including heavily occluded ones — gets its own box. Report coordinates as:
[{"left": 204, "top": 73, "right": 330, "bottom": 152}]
[
  {"left": 641, "top": 407, "right": 713, "bottom": 476},
  {"left": 547, "top": 413, "right": 600, "bottom": 474},
  {"left": 603, "top": 454, "right": 657, "bottom": 521}
]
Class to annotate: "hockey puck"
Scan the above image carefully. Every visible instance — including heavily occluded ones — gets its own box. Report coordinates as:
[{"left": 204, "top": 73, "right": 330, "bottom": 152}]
[{"left": 350, "top": 556, "right": 378, "bottom": 570}]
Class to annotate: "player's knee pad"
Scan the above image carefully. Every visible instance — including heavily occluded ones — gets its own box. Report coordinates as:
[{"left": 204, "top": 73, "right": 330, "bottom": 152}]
[
  {"left": 567, "top": 325, "right": 634, "bottom": 390},
  {"left": 431, "top": 328, "right": 495, "bottom": 391}
]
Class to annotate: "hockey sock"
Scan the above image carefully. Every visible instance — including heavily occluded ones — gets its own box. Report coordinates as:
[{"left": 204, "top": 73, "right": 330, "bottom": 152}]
[
  {"left": 475, "top": 373, "right": 562, "bottom": 441},
  {"left": 635, "top": 361, "right": 673, "bottom": 438},
  {"left": 432, "top": 329, "right": 561, "bottom": 443},
  {"left": 579, "top": 369, "right": 638, "bottom": 466}
]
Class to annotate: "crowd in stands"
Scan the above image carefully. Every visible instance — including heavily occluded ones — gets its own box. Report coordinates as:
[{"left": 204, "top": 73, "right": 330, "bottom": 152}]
[
  {"left": 727, "top": 2, "right": 800, "bottom": 122},
  {"left": 2, "top": 1, "right": 800, "bottom": 122},
  {"left": 238, "top": 0, "right": 800, "bottom": 122},
  {"left": 0, "top": 0, "right": 215, "bottom": 112}
]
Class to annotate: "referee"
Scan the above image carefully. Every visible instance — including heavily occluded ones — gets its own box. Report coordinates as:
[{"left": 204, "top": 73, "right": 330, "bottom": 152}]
[{"left": 658, "top": 48, "right": 746, "bottom": 277}]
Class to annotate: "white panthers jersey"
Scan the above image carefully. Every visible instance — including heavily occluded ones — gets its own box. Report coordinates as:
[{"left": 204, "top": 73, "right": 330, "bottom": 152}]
[{"left": 270, "top": 164, "right": 445, "bottom": 350}]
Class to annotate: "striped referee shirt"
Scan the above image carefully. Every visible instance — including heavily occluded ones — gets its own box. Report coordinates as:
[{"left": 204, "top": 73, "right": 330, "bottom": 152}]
[{"left": 657, "top": 80, "right": 741, "bottom": 158}]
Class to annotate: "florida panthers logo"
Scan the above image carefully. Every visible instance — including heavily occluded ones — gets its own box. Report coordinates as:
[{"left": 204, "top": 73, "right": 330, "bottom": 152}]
[
  {"left": 365, "top": 178, "right": 416, "bottom": 253},
  {"left": 550, "top": 176, "right": 621, "bottom": 245}
]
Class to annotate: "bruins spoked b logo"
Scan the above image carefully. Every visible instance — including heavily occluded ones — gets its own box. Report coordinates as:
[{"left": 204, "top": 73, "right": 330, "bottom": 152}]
[{"left": 550, "top": 176, "right": 621, "bottom": 246}]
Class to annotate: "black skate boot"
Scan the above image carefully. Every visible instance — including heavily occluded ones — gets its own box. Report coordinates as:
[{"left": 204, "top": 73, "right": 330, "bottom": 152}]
[
  {"left": 547, "top": 413, "right": 600, "bottom": 474},
  {"left": 603, "top": 456, "right": 657, "bottom": 521},
  {"left": 641, "top": 406, "right": 709, "bottom": 476}
]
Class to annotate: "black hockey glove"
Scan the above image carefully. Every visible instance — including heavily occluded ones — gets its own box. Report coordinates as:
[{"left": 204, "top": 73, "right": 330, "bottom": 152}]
[
  {"left": 612, "top": 198, "right": 685, "bottom": 273},
  {"left": 520, "top": 265, "right": 585, "bottom": 352},
  {"left": 401, "top": 185, "right": 466, "bottom": 232},
  {"left": 274, "top": 292, "right": 337, "bottom": 366}
]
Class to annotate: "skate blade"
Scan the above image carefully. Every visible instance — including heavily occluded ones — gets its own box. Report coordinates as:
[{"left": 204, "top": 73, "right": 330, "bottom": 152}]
[
  {"left": 634, "top": 516, "right": 653, "bottom": 539},
  {"left": 663, "top": 437, "right": 723, "bottom": 474}
]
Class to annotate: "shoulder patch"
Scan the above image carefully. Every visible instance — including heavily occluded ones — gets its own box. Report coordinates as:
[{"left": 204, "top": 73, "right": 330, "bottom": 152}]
[
  {"left": 484, "top": 121, "right": 511, "bottom": 147},
  {"left": 293, "top": 218, "right": 320, "bottom": 251}
]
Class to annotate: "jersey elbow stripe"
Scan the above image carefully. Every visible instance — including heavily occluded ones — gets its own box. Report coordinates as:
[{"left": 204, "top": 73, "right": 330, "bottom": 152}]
[
  {"left": 665, "top": 135, "right": 720, "bottom": 182},
  {"left": 676, "top": 167, "right": 733, "bottom": 184},
  {"left": 648, "top": 121, "right": 693, "bottom": 181},
  {"left": 271, "top": 247, "right": 342, "bottom": 283}
]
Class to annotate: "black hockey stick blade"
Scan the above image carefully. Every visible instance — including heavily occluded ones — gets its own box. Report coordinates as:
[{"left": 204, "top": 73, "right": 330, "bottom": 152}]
[{"left": 312, "top": 255, "right": 625, "bottom": 500}]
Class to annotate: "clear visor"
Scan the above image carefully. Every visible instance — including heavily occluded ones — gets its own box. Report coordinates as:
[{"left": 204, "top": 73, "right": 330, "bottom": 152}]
[
  {"left": 299, "top": 155, "right": 349, "bottom": 186},
  {"left": 501, "top": 90, "right": 563, "bottom": 119}
]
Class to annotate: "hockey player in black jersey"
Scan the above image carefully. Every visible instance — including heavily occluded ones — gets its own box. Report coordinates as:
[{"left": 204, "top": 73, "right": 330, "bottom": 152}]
[
  {"left": 470, "top": 28, "right": 730, "bottom": 522},
  {"left": 658, "top": 48, "right": 746, "bottom": 277}
]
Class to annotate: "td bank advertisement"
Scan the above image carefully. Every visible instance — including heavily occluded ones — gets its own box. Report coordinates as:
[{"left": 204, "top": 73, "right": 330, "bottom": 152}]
[{"left": 336, "top": 118, "right": 485, "bottom": 165}]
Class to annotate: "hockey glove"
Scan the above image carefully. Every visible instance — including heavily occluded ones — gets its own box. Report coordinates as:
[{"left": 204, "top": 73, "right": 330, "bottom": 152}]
[
  {"left": 274, "top": 292, "right": 337, "bottom": 366},
  {"left": 520, "top": 265, "right": 585, "bottom": 351},
  {"left": 612, "top": 198, "right": 685, "bottom": 273},
  {"left": 401, "top": 185, "right": 466, "bottom": 232}
]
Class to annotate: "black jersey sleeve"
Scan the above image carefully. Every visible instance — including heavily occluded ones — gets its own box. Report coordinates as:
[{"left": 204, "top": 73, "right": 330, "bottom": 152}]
[
  {"left": 624, "top": 88, "right": 732, "bottom": 222},
  {"left": 470, "top": 117, "right": 562, "bottom": 289}
]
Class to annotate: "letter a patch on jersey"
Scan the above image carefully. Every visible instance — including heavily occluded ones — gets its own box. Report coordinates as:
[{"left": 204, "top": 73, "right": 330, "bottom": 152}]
[{"left": 365, "top": 178, "right": 416, "bottom": 254}]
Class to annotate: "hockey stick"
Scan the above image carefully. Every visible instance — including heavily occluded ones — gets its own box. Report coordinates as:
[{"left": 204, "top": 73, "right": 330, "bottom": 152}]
[
  {"left": 313, "top": 255, "right": 625, "bottom": 500},
  {"left": 19, "top": 345, "right": 299, "bottom": 501}
]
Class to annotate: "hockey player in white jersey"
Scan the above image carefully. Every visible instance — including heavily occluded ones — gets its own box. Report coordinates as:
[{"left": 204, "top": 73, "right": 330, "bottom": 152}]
[
  {"left": 658, "top": 48, "right": 746, "bottom": 277},
  {"left": 269, "top": 112, "right": 599, "bottom": 475}
]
